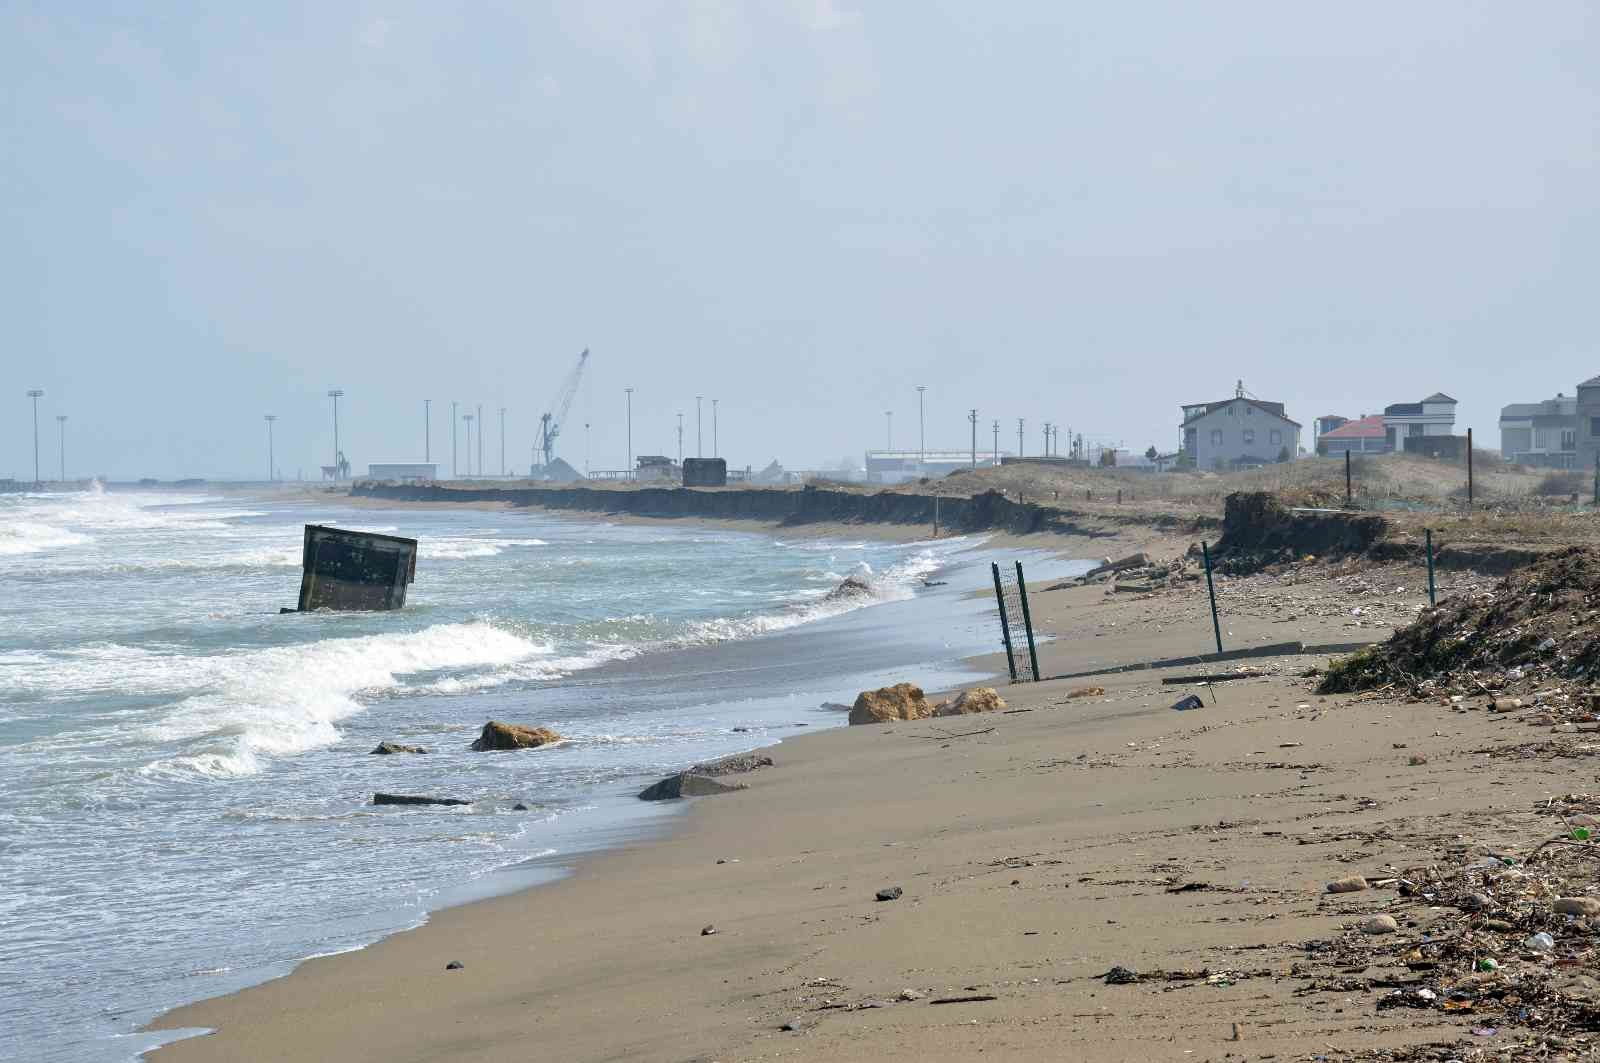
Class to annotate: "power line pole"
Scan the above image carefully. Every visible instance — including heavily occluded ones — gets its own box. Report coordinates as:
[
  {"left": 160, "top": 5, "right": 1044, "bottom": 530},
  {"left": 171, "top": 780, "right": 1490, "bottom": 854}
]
[
  {"left": 969, "top": 409, "right": 978, "bottom": 467},
  {"left": 1043, "top": 422, "right": 1051, "bottom": 457},
  {"left": 327, "top": 389, "right": 344, "bottom": 478},
  {"left": 264, "top": 414, "right": 276, "bottom": 482},
  {"left": 625, "top": 387, "right": 634, "bottom": 479},
  {"left": 677, "top": 412, "right": 684, "bottom": 465},
  {"left": 477, "top": 403, "right": 483, "bottom": 478},
  {"left": 26, "top": 389, "right": 43, "bottom": 487},
  {"left": 499, "top": 407, "right": 507, "bottom": 477},
  {"left": 1017, "top": 418, "right": 1025, "bottom": 459},
  {"left": 585, "top": 421, "right": 591, "bottom": 477},
  {"left": 451, "top": 400, "right": 458, "bottom": 477},
  {"left": 885, "top": 410, "right": 893, "bottom": 450},
  {"left": 424, "top": 400, "right": 431, "bottom": 464},
  {"left": 993, "top": 419, "right": 1000, "bottom": 464},
  {"left": 712, "top": 398, "right": 719, "bottom": 458},
  {"left": 463, "top": 413, "right": 474, "bottom": 477},
  {"left": 696, "top": 395, "right": 703, "bottom": 458},
  {"left": 56, "top": 415, "right": 66, "bottom": 482}
]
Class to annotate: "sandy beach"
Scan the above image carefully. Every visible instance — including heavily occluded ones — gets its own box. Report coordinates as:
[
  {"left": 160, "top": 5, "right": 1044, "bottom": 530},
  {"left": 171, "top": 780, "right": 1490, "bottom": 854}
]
[{"left": 143, "top": 488, "right": 1599, "bottom": 1063}]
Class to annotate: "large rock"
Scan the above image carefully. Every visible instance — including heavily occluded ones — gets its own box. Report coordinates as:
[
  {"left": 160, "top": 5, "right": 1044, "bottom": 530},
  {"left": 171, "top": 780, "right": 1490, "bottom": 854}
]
[
  {"left": 849, "top": 683, "right": 932, "bottom": 725},
  {"left": 824, "top": 576, "right": 873, "bottom": 602},
  {"left": 932, "top": 687, "right": 1007, "bottom": 717},
  {"left": 691, "top": 753, "right": 774, "bottom": 777},
  {"left": 370, "top": 741, "right": 429, "bottom": 755},
  {"left": 470, "top": 720, "right": 562, "bottom": 751},
  {"left": 638, "top": 773, "right": 748, "bottom": 801}
]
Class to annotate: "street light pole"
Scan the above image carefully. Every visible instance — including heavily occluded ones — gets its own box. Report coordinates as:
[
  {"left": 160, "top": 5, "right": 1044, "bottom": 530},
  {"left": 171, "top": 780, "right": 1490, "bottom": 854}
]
[
  {"left": 424, "top": 399, "right": 431, "bottom": 464},
  {"left": 885, "top": 410, "right": 893, "bottom": 451},
  {"left": 56, "top": 415, "right": 67, "bottom": 482},
  {"left": 969, "top": 409, "right": 977, "bottom": 468},
  {"left": 451, "top": 400, "right": 458, "bottom": 477},
  {"left": 264, "top": 415, "right": 276, "bottom": 482},
  {"left": 992, "top": 420, "right": 1000, "bottom": 464},
  {"left": 712, "top": 398, "right": 719, "bottom": 458},
  {"left": 916, "top": 385, "right": 927, "bottom": 473},
  {"left": 477, "top": 403, "right": 483, "bottom": 478},
  {"left": 1017, "top": 418, "right": 1025, "bottom": 459},
  {"left": 26, "top": 389, "right": 42, "bottom": 487},
  {"left": 499, "top": 407, "right": 506, "bottom": 477},
  {"left": 695, "top": 395, "right": 703, "bottom": 458},
  {"left": 327, "top": 389, "right": 344, "bottom": 478},
  {"left": 677, "top": 412, "right": 684, "bottom": 465},
  {"left": 625, "top": 387, "right": 634, "bottom": 479},
  {"left": 463, "top": 413, "right": 474, "bottom": 477}
]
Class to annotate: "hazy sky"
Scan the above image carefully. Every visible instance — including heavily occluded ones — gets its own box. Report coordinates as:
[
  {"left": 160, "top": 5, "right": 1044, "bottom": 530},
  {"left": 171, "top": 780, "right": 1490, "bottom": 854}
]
[{"left": 4, "top": 2, "right": 1597, "bottom": 480}]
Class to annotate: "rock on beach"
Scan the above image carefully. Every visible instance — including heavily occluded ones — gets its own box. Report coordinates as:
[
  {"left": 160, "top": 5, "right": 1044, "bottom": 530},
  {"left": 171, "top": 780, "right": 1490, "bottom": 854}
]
[
  {"left": 470, "top": 721, "right": 562, "bottom": 751},
  {"left": 849, "top": 683, "right": 932, "bottom": 725}
]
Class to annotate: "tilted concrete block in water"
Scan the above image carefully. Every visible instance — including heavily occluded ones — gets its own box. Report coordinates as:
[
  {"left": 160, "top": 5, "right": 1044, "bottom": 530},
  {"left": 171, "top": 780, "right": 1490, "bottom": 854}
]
[{"left": 294, "top": 524, "right": 418, "bottom": 611}]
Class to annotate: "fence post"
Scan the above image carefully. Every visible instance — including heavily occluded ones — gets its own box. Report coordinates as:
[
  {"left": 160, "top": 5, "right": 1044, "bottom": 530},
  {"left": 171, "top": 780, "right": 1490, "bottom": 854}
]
[
  {"left": 1425, "top": 529, "right": 1437, "bottom": 607},
  {"left": 1345, "top": 450, "right": 1352, "bottom": 507},
  {"left": 1015, "top": 561, "right": 1040, "bottom": 682},
  {"left": 991, "top": 562, "right": 1018, "bottom": 682},
  {"left": 933, "top": 494, "right": 940, "bottom": 538},
  {"left": 1594, "top": 454, "right": 1598, "bottom": 506},
  {"left": 1467, "top": 428, "right": 1474, "bottom": 504},
  {"left": 1201, "top": 541, "right": 1224, "bottom": 656}
]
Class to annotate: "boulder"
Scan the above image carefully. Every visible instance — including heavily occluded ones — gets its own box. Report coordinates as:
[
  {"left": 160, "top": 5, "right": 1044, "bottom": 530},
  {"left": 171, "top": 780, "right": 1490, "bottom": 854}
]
[
  {"left": 1360, "top": 914, "right": 1399, "bottom": 935},
  {"left": 849, "top": 683, "right": 932, "bottom": 725},
  {"left": 825, "top": 575, "right": 874, "bottom": 602},
  {"left": 932, "top": 687, "right": 1007, "bottom": 717},
  {"left": 470, "top": 721, "right": 562, "bottom": 751},
  {"left": 638, "top": 773, "right": 748, "bottom": 801},
  {"left": 691, "top": 753, "right": 774, "bottom": 777},
  {"left": 370, "top": 741, "right": 429, "bottom": 755}
]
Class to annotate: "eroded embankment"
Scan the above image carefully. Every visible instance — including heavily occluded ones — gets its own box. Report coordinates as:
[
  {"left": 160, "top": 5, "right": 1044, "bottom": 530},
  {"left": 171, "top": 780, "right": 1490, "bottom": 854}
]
[{"left": 349, "top": 482, "right": 1209, "bottom": 541}]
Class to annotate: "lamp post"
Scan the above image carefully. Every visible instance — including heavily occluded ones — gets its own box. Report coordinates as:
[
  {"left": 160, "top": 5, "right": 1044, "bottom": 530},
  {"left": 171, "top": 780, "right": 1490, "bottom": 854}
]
[
  {"left": 969, "top": 409, "right": 978, "bottom": 468},
  {"left": 476, "top": 403, "right": 483, "bottom": 478},
  {"left": 499, "top": 407, "right": 507, "bottom": 477},
  {"left": 462, "top": 413, "right": 474, "bottom": 477},
  {"left": 625, "top": 387, "right": 634, "bottom": 479},
  {"left": 26, "top": 389, "right": 42, "bottom": 487},
  {"left": 916, "top": 385, "right": 927, "bottom": 473},
  {"left": 1017, "top": 418, "right": 1025, "bottom": 458},
  {"left": 885, "top": 410, "right": 893, "bottom": 451},
  {"left": 451, "top": 400, "right": 458, "bottom": 477},
  {"left": 677, "top": 412, "right": 684, "bottom": 465},
  {"left": 264, "top": 414, "right": 276, "bottom": 482},
  {"left": 327, "top": 389, "right": 344, "bottom": 478},
  {"left": 56, "top": 415, "right": 66, "bottom": 483},
  {"left": 992, "top": 419, "right": 1000, "bottom": 464},
  {"left": 712, "top": 398, "right": 719, "bottom": 458},
  {"left": 696, "top": 395, "right": 704, "bottom": 458},
  {"left": 424, "top": 399, "right": 431, "bottom": 464}
]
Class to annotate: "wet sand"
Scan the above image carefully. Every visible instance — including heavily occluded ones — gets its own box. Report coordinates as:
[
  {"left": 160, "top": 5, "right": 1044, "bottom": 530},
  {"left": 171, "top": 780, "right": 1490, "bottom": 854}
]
[{"left": 148, "top": 522, "right": 1576, "bottom": 1061}]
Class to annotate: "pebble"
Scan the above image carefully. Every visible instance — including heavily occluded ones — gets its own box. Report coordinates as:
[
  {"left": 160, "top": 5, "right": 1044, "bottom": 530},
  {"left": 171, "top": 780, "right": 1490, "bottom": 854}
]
[
  {"left": 875, "top": 886, "right": 903, "bottom": 902},
  {"left": 445, "top": 960, "right": 464, "bottom": 970},
  {"left": 780, "top": 1016, "right": 806, "bottom": 1032},
  {"left": 1104, "top": 965, "right": 1139, "bottom": 985},
  {"left": 1553, "top": 897, "right": 1600, "bottom": 918},
  {"left": 1326, "top": 875, "right": 1369, "bottom": 894},
  {"left": 1459, "top": 892, "right": 1494, "bottom": 912},
  {"left": 898, "top": 988, "right": 922, "bottom": 1001},
  {"left": 1408, "top": 754, "right": 1428, "bottom": 766},
  {"left": 701, "top": 925, "right": 717, "bottom": 936},
  {"left": 1361, "top": 915, "right": 1399, "bottom": 935}
]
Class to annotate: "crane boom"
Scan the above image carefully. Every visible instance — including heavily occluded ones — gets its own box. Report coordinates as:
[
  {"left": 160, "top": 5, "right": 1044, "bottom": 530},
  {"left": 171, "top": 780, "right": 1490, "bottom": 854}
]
[{"left": 536, "top": 348, "right": 590, "bottom": 472}]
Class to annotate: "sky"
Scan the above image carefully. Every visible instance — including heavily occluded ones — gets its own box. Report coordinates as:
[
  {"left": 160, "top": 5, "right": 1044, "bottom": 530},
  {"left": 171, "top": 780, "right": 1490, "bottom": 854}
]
[{"left": 3, "top": 1, "right": 1597, "bottom": 480}]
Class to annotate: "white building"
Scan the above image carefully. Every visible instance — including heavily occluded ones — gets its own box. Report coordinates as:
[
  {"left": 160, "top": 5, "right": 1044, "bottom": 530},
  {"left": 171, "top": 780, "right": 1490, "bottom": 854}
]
[
  {"left": 365, "top": 462, "right": 438, "bottom": 481},
  {"left": 1382, "top": 394, "right": 1457, "bottom": 451},
  {"left": 1180, "top": 394, "right": 1300, "bottom": 470}
]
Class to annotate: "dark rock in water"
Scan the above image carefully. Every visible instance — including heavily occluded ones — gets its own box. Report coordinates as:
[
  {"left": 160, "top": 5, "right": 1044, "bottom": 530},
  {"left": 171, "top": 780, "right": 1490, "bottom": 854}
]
[
  {"left": 875, "top": 886, "right": 903, "bottom": 902},
  {"left": 370, "top": 741, "right": 429, "bottom": 755},
  {"left": 819, "top": 702, "right": 852, "bottom": 713},
  {"left": 824, "top": 575, "right": 873, "bottom": 602},
  {"left": 445, "top": 960, "right": 464, "bottom": 971},
  {"left": 512, "top": 802, "right": 531, "bottom": 811},
  {"left": 691, "top": 753, "right": 774, "bottom": 777},
  {"left": 637, "top": 773, "right": 747, "bottom": 801},
  {"left": 373, "top": 792, "right": 470, "bottom": 807},
  {"left": 731, "top": 726, "right": 750, "bottom": 733},
  {"left": 470, "top": 720, "right": 562, "bottom": 751}
]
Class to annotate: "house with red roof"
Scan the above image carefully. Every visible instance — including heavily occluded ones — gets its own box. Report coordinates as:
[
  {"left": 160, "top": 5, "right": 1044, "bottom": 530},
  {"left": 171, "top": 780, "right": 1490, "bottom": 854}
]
[{"left": 1317, "top": 415, "right": 1388, "bottom": 456}]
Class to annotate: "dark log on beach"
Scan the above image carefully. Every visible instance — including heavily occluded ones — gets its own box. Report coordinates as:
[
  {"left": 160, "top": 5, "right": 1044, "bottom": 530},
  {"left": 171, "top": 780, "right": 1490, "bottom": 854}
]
[
  {"left": 637, "top": 773, "right": 747, "bottom": 801},
  {"left": 373, "top": 793, "right": 471, "bottom": 807}
]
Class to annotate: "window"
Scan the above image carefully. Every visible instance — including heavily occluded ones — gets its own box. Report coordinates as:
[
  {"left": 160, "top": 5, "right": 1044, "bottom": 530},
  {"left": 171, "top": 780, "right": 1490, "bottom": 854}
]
[
  {"left": 1246, "top": 405, "right": 1254, "bottom": 415},
  {"left": 1270, "top": 429, "right": 1282, "bottom": 446},
  {"left": 1228, "top": 406, "right": 1235, "bottom": 416},
  {"left": 1591, "top": 417, "right": 1600, "bottom": 438},
  {"left": 1563, "top": 429, "right": 1577, "bottom": 451},
  {"left": 1209, "top": 429, "right": 1223, "bottom": 447},
  {"left": 1242, "top": 428, "right": 1256, "bottom": 445},
  {"left": 1409, "top": 424, "right": 1424, "bottom": 437}
]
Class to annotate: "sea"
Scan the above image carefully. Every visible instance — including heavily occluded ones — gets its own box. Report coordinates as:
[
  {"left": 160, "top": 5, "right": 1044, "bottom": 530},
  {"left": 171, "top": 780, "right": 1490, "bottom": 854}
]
[{"left": 0, "top": 485, "right": 1089, "bottom": 1061}]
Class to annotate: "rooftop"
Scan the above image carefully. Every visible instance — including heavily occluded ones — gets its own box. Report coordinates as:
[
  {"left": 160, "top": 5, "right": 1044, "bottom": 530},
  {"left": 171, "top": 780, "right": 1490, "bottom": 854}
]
[
  {"left": 1321, "top": 415, "right": 1386, "bottom": 440},
  {"left": 1181, "top": 397, "right": 1300, "bottom": 427}
]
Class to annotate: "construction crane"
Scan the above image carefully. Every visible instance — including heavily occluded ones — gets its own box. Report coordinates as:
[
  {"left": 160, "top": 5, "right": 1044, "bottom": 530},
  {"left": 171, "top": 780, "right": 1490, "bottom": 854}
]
[{"left": 534, "top": 348, "right": 590, "bottom": 474}]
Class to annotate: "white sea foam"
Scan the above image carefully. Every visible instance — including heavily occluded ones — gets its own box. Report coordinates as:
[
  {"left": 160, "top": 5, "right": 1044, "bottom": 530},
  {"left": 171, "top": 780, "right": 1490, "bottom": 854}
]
[{"left": 0, "top": 520, "right": 92, "bottom": 556}]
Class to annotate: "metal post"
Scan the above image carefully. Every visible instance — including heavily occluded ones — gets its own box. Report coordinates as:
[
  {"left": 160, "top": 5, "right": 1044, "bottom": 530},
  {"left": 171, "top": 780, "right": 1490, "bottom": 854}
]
[
  {"left": 477, "top": 403, "right": 483, "bottom": 478},
  {"left": 463, "top": 414, "right": 473, "bottom": 476},
  {"left": 916, "top": 385, "right": 927, "bottom": 474},
  {"left": 327, "top": 389, "right": 343, "bottom": 478},
  {"left": 27, "top": 389, "right": 42, "bottom": 487},
  {"left": 1017, "top": 418, "right": 1024, "bottom": 458},
  {"left": 993, "top": 420, "right": 999, "bottom": 463},
  {"left": 424, "top": 399, "right": 431, "bottom": 464},
  {"left": 1425, "top": 528, "right": 1437, "bottom": 607},
  {"left": 969, "top": 408, "right": 977, "bottom": 467},
  {"left": 1467, "top": 428, "right": 1474, "bottom": 504},
  {"left": 56, "top": 415, "right": 66, "bottom": 482},
  {"left": 713, "top": 398, "right": 718, "bottom": 458},
  {"left": 1345, "top": 449, "right": 1352, "bottom": 507},
  {"left": 677, "top": 412, "right": 683, "bottom": 465},
  {"left": 1202, "top": 541, "right": 1224, "bottom": 656},
  {"left": 991, "top": 563, "right": 1018, "bottom": 682},
  {"left": 265, "top": 414, "right": 276, "bottom": 481},
  {"left": 696, "top": 395, "right": 703, "bottom": 458},
  {"left": 499, "top": 407, "right": 506, "bottom": 476},
  {"left": 933, "top": 494, "right": 939, "bottom": 537},
  {"left": 1015, "top": 561, "right": 1041, "bottom": 682},
  {"left": 625, "top": 387, "right": 634, "bottom": 479},
  {"left": 451, "top": 400, "right": 457, "bottom": 477}
]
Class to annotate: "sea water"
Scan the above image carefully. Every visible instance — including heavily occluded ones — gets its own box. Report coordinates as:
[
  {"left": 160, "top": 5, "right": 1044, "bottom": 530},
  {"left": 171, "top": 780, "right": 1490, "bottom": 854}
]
[{"left": 0, "top": 486, "right": 1087, "bottom": 1061}]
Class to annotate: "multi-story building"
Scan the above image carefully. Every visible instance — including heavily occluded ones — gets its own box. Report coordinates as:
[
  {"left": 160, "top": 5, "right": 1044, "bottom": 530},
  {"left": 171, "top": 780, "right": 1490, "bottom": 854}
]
[
  {"left": 1180, "top": 387, "right": 1300, "bottom": 470},
  {"left": 1499, "top": 393, "right": 1578, "bottom": 469},
  {"left": 1382, "top": 394, "right": 1457, "bottom": 452}
]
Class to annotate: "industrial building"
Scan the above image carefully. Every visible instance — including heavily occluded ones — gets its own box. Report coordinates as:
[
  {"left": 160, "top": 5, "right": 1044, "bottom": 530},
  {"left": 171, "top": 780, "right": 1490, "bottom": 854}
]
[
  {"left": 365, "top": 462, "right": 438, "bottom": 482},
  {"left": 863, "top": 449, "right": 1004, "bottom": 483}
]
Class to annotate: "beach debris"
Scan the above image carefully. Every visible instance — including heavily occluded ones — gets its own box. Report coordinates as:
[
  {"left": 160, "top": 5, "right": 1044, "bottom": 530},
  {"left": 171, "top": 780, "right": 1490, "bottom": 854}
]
[
  {"left": 1171, "top": 694, "right": 1204, "bottom": 712},
  {"left": 690, "top": 753, "right": 774, "bottom": 777},
  {"left": 930, "top": 995, "right": 999, "bottom": 1005},
  {"left": 370, "top": 741, "right": 429, "bottom": 755},
  {"left": 372, "top": 793, "right": 470, "bottom": 807},
  {"left": 1066, "top": 686, "right": 1106, "bottom": 700},
  {"left": 1229, "top": 1022, "right": 1242, "bottom": 1042},
  {"left": 1553, "top": 897, "right": 1600, "bottom": 918},
  {"left": 292, "top": 524, "right": 418, "bottom": 612},
  {"left": 445, "top": 961, "right": 464, "bottom": 970},
  {"left": 469, "top": 720, "right": 562, "bottom": 751},
  {"left": 1085, "top": 553, "right": 1151, "bottom": 580},
  {"left": 1458, "top": 892, "right": 1493, "bottom": 911},
  {"left": 1407, "top": 754, "right": 1428, "bottom": 766},
  {"left": 898, "top": 988, "right": 923, "bottom": 1001},
  {"left": 700, "top": 925, "right": 717, "bottom": 936},
  {"left": 1326, "top": 875, "right": 1369, "bottom": 894},
  {"left": 1526, "top": 931, "right": 1556, "bottom": 952},
  {"left": 875, "top": 886, "right": 903, "bottom": 902},
  {"left": 637, "top": 773, "right": 748, "bottom": 801},
  {"left": 1104, "top": 966, "right": 1140, "bottom": 985},
  {"left": 932, "top": 687, "right": 1007, "bottom": 717},
  {"left": 849, "top": 683, "right": 932, "bottom": 725},
  {"left": 779, "top": 1016, "right": 807, "bottom": 1032},
  {"left": 1361, "top": 914, "right": 1400, "bottom": 934}
]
